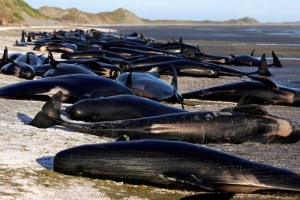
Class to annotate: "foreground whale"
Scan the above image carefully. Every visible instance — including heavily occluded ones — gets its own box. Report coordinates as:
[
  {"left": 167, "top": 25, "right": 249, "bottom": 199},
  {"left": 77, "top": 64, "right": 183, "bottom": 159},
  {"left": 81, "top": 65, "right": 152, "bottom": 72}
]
[
  {"left": 29, "top": 92, "right": 300, "bottom": 143},
  {"left": 53, "top": 139, "right": 300, "bottom": 194},
  {"left": 0, "top": 74, "right": 133, "bottom": 102}
]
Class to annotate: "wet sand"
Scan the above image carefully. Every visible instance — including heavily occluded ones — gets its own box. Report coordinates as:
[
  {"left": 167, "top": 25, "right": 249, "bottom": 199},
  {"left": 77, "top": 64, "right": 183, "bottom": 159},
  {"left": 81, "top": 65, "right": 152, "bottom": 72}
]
[{"left": 0, "top": 25, "right": 299, "bottom": 199}]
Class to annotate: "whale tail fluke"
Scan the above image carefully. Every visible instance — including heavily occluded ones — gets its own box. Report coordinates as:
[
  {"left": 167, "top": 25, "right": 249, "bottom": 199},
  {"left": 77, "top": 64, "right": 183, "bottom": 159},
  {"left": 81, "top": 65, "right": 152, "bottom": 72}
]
[
  {"left": 257, "top": 54, "right": 272, "bottom": 76},
  {"left": 271, "top": 51, "right": 283, "bottom": 68},
  {"left": 29, "top": 111, "right": 58, "bottom": 128},
  {"left": 29, "top": 91, "right": 63, "bottom": 128}
]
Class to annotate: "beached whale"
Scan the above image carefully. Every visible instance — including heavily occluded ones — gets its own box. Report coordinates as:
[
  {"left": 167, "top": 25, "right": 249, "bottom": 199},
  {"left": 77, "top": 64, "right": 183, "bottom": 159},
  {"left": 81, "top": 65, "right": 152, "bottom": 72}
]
[
  {"left": 65, "top": 94, "right": 186, "bottom": 122},
  {"left": 229, "top": 50, "right": 282, "bottom": 68},
  {"left": 1, "top": 60, "right": 35, "bottom": 80},
  {"left": 29, "top": 91, "right": 300, "bottom": 144},
  {"left": 182, "top": 76, "right": 300, "bottom": 107},
  {"left": 116, "top": 71, "right": 183, "bottom": 105},
  {"left": 127, "top": 55, "right": 271, "bottom": 77},
  {"left": 0, "top": 74, "right": 133, "bottom": 102},
  {"left": 53, "top": 139, "right": 300, "bottom": 194}
]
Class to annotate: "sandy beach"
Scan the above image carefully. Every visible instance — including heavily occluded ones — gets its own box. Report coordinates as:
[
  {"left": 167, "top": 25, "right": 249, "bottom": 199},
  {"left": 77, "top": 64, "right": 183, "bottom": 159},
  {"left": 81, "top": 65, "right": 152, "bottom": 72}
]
[{"left": 0, "top": 25, "right": 299, "bottom": 200}]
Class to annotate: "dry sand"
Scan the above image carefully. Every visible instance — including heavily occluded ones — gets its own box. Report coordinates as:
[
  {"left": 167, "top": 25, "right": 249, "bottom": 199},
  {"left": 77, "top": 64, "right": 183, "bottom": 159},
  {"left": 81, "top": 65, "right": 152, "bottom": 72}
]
[{"left": 0, "top": 26, "right": 299, "bottom": 200}]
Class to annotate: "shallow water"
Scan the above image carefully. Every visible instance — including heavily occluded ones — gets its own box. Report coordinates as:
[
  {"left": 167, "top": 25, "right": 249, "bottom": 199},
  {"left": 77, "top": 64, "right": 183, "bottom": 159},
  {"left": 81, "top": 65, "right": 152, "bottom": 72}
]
[{"left": 101, "top": 25, "right": 300, "bottom": 43}]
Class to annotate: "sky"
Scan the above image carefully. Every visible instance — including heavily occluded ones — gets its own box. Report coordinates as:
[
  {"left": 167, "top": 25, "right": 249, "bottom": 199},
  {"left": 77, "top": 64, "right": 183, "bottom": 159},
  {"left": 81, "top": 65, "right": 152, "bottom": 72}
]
[{"left": 24, "top": 0, "right": 300, "bottom": 23}]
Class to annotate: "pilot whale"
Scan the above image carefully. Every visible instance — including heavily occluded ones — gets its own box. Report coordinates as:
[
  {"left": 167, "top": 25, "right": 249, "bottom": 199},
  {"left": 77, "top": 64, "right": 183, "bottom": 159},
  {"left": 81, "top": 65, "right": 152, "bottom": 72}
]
[
  {"left": 53, "top": 139, "right": 300, "bottom": 194},
  {"left": 29, "top": 91, "right": 300, "bottom": 144},
  {"left": 0, "top": 74, "right": 133, "bottom": 102}
]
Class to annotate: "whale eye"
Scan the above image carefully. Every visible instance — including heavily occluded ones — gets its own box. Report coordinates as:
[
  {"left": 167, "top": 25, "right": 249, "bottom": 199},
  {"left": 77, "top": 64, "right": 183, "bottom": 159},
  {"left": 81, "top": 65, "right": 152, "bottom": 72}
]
[
  {"left": 110, "top": 68, "right": 123, "bottom": 79},
  {"left": 119, "top": 63, "right": 131, "bottom": 72},
  {"left": 21, "top": 70, "right": 35, "bottom": 80}
]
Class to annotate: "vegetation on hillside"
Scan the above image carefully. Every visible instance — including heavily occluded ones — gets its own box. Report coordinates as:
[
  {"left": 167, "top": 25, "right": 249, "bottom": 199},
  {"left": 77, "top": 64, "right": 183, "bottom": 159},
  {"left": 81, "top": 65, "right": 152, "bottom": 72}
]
[{"left": 0, "top": 0, "right": 46, "bottom": 25}]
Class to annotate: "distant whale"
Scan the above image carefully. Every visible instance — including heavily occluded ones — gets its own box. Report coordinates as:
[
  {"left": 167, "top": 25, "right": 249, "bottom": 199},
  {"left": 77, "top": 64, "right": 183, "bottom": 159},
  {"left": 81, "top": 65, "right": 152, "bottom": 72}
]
[
  {"left": 229, "top": 50, "right": 282, "bottom": 68},
  {"left": 182, "top": 76, "right": 300, "bottom": 107},
  {"left": 53, "top": 139, "right": 300, "bottom": 194}
]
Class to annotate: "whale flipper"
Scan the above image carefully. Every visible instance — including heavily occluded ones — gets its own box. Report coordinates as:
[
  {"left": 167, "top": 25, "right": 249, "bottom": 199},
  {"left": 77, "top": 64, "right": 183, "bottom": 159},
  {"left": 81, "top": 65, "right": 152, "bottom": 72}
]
[{"left": 162, "top": 172, "right": 213, "bottom": 190}]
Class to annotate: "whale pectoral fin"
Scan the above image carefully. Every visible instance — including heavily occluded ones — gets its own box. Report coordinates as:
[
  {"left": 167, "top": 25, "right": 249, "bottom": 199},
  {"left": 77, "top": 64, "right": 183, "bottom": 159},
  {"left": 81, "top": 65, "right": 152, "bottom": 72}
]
[{"left": 162, "top": 172, "right": 214, "bottom": 191}]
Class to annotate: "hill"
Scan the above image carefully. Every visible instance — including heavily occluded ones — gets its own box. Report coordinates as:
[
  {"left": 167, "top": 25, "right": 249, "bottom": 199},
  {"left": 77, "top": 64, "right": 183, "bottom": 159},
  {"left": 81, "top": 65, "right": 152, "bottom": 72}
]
[
  {"left": 2, "top": 1, "right": 297, "bottom": 26},
  {"left": 0, "top": 0, "right": 47, "bottom": 25},
  {"left": 38, "top": 6, "right": 145, "bottom": 24},
  {"left": 39, "top": 6, "right": 261, "bottom": 25}
]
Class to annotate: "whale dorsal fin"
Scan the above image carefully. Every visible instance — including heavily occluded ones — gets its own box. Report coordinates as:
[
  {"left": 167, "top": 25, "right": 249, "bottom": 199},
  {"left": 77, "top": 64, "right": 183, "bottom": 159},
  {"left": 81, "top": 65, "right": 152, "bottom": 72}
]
[
  {"left": 48, "top": 51, "right": 58, "bottom": 69},
  {"left": 179, "top": 36, "right": 183, "bottom": 44},
  {"left": 125, "top": 72, "right": 133, "bottom": 88},
  {"left": 25, "top": 53, "right": 30, "bottom": 64},
  {"left": 257, "top": 54, "right": 271, "bottom": 76},
  {"left": 250, "top": 49, "right": 255, "bottom": 56},
  {"left": 170, "top": 64, "right": 178, "bottom": 91},
  {"left": 21, "top": 30, "right": 26, "bottom": 43},
  {"left": 169, "top": 64, "right": 185, "bottom": 109},
  {"left": 27, "top": 33, "right": 32, "bottom": 42},
  {"left": 271, "top": 51, "right": 283, "bottom": 68},
  {"left": 1, "top": 46, "right": 8, "bottom": 61}
]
